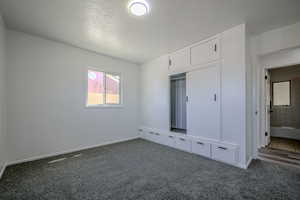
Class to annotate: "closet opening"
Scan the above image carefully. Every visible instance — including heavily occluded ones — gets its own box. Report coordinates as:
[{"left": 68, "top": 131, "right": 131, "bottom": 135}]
[{"left": 170, "top": 73, "right": 187, "bottom": 133}]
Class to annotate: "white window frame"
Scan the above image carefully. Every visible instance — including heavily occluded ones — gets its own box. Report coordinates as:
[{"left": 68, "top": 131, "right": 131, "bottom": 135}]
[{"left": 86, "top": 67, "right": 123, "bottom": 108}]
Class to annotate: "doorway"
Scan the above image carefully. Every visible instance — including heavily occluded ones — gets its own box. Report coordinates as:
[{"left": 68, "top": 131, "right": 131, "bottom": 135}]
[{"left": 259, "top": 65, "right": 300, "bottom": 166}]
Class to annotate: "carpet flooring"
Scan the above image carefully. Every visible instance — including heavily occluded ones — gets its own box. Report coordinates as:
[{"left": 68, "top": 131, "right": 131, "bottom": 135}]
[{"left": 0, "top": 139, "right": 300, "bottom": 200}]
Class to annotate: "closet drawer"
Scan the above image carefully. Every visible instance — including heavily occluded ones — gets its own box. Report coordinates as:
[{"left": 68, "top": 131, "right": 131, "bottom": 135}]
[
  {"left": 146, "top": 131, "right": 156, "bottom": 142},
  {"left": 176, "top": 137, "right": 191, "bottom": 152},
  {"left": 139, "top": 130, "right": 147, "bottom": 140},
  {"left": 211, "top": 144, "right": 237, "bottom": 164},
  {"left": 146, "top": 131, "right": 164, "bottom": 145},
  {"left": 152, "top": 132, "right": 165, "bottom": 145},
  {"left": 191, "top": 140, "right": 211, "bottom": 157},
  {"left": 165, "top": 134, "right": 176, "bottom": 148}
]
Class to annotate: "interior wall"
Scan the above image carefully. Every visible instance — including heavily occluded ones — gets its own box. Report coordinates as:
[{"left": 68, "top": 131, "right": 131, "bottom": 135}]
[
  {"left": 245, "top": 32, "right": 254, "bottom": 163},
  {"left": 220, "top": 24, "right": 247, "bottom": 165},
  {"left": 257, "top": 22, "right": 300, "bottom": 56},
  {"left": 249, "top": 35, "right": 261, "bottom": 154},
  {"left": 6, "top": 30, "right": 140, "bottom": 163},
  {"left": 260, "top": 48, "right": 300, "bottom": 143},
  {"left": 0, "top": 15, "right": 7, "bottom": 171},
  {"left": 253, "top": 22, "right": 300, "bottom": 150},
  {"left": 140, "top": 55, "right": 170, "bottom": 130}
]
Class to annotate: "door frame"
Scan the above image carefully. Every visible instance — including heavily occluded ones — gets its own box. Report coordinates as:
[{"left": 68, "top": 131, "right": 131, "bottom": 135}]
[
  {"left": 263, "top": 69, "right": 271, "bottom": 147},
  {"left": 258, "top": 62, "right": 300, "bottom": 149}
]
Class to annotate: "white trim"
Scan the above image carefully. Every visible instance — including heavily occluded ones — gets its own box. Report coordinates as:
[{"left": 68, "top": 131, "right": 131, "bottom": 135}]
[
  {"left": 263, "top": 68, "right": 270, "bottom": 147},
  {"left": 168, "top": 60, "right": 221, "bottom": 76},
  {"left": 237, "top": 157, "right": 253, "bottom": 169},
  {"left": 85, "top": 104, "right": 124, "bottom": 109},
  {"left": 246, "top": 157, "right": 253, "bottom": 168},
  {"left": 7, "top": 136, "right": 139, "bottom": 166},
  {"left": 0, "top": 162, "right": 7, "bottom": 179}
]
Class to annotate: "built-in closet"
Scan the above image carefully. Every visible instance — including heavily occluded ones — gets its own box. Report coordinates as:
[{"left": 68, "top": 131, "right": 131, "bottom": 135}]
[{"left": 140, "top": 24, "right": 248, "bottom": 169}]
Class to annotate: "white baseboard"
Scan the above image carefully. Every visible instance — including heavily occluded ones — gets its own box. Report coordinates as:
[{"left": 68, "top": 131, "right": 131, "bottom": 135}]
[
  {"left": 238, "top": 157, "right": 253, "bottom": 169},
  {"left": 7, "top": 136, "right": 139, "bottom": 166},
  {"left": 246, "top": 156, "right": 253, "bottom": 168},
  {"left": 0, "top": 162, "right": 7, "bottom": 179}
]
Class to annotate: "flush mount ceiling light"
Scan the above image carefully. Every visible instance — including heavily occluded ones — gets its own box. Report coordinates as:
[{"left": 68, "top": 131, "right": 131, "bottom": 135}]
[{"left": 128, "top": 0, "right": 150, "bottom": 16}]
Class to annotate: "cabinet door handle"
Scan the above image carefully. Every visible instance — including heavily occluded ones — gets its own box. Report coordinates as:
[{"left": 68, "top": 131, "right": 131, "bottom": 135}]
[
  {"left": 169, "top": 59, "right": 172, "bottom": 67},
  {"left": 179, "top": 138, "right": 186, "bottom": 141},
  {"left": 155, "top": 133, "right": 160, "bottom": 136},
  {"left": 214, "top": 94, "right": 217, "bottom": 102},
  {"left": 149, "top": 131, "right": 154, "bottom": 134},
  {"left": 197, "top": 142, "right": 204, "bottom": 145},
  {"left": 214, "top": 44, "right": 217, "bottom": 52},
  {"left": 218, "top": 146, "right": 228, "bottom": 150},
  {"left": 169, "top": 136, "right": 174, "bottom": 138}
]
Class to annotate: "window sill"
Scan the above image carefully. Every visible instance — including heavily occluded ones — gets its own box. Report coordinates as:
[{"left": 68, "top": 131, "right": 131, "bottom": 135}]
[{"left": 85, "top": 104, "right": 124, "bottom": 109}]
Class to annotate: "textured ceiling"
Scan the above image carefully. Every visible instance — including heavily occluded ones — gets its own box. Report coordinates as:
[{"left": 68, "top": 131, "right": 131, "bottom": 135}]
[{"left": 0, "top": 0, "right": 300, "bottom": 64}]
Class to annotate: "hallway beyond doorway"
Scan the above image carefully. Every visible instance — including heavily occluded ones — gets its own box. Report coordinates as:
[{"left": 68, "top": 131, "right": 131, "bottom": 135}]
[{"left": 268, "top": 137, "right": 300, "bottom": 153}]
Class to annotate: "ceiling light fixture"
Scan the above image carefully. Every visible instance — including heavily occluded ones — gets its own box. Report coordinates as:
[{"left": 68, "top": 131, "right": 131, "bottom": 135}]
[{"left": 128, "top": 0, "right": 150, "bottom": 16}]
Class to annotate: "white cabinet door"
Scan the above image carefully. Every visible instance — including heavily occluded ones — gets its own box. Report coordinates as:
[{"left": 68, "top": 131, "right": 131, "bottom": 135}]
[
  {"left": 190, "top": 38, "right": 219, "bottom": 67},
  {"left": 169, "top": 48, "right": 190, "bottom": 74},
  {"left": 187, "top": 64, "right": 220, "bottom": 140}
]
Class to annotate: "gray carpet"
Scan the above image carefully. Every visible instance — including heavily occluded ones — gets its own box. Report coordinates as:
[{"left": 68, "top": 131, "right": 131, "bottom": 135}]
[{"left": 0, "top": 139, "right": 300, "bottom": 200}]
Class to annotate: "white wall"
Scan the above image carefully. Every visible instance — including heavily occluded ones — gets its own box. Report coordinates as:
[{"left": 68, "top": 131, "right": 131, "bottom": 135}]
[
  {"left": 245, "top": 32, "right": 254, "bottom": 162},
  {"left": 261, "top": 47, "right": 300, "bottom": 67},
  {"left": 249, "top": 36, "right": 261, "bottom": 156},
  {"left": 140, "top": 55, "right": 170, "bottom": 130},
  {"left": 6, "top": 30, "right": 140, "bottom": 163},
  {"left": 220, "top": 24, "right": 247, "bottom": 165},
  {"left": 257, "top": 22, "right": 300, "bottom": 56},
  {"left": 0, "top": 15, "right": 7, "bottom": 172},
  {"left": 252, "top": 21, "right": 300, "bottom": 153}
]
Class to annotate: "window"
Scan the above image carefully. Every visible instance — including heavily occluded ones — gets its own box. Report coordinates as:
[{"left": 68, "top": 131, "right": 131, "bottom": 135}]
[
  {"left": 87, "top": 69, "right": 121, "bottom": 107},
  {"left": 272, "top": 81, "right": 291, "bottom": 106}
]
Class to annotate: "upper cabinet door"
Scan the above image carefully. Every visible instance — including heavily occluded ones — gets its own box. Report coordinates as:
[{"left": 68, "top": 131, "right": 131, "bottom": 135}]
[
  {"left": 190, "top": 38, "right": 220, "bottom": 67},
  {"left": 169, "top": 48, "right": 190, "bottom": 74}
]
